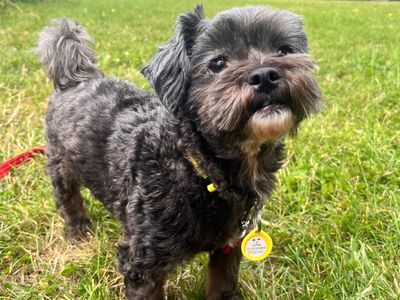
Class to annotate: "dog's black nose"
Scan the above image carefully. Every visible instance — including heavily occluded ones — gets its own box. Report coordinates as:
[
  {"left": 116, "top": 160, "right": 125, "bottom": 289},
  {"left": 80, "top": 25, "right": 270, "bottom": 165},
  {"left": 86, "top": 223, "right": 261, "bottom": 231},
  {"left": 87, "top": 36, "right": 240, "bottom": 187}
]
[{"left": 248, "top": 67, "right": 281, "bottom": 93}]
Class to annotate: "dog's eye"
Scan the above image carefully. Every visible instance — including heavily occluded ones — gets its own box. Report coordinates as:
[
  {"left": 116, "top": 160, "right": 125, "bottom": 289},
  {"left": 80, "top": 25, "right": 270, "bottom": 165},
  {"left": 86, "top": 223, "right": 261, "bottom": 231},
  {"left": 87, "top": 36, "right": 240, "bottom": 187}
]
[
  {"left": 209, "top": 57, "right": 227, "bottom": 73},
  {"left": 277, "top": 46, "right": 293, "bottom": 56}
]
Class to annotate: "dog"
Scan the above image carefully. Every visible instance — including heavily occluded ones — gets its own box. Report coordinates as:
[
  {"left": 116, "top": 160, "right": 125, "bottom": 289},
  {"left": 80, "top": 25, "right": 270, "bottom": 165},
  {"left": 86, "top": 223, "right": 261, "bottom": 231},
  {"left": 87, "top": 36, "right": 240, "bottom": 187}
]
[{"left": 36, "top": 5, "right": 321, "bottom": 299}]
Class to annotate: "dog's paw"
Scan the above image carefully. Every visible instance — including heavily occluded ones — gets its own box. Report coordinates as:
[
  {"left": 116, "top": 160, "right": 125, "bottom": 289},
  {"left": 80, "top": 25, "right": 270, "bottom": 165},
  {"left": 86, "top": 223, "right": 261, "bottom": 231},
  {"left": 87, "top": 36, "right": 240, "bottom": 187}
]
[
  {"left": 206, "top": 292, "right": 243, "bottom": 300},
  {"left": 64, "top": 219, "right": 93, "bottom": 242},
  {"left": 223, "top": 293, "right": 243, "bottom": 300}
]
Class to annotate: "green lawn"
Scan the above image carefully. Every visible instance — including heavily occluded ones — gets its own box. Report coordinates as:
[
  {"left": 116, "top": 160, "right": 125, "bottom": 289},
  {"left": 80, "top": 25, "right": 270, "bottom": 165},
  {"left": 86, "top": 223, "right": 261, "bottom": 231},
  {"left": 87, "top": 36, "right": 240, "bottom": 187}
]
[{"left": 1, "top": 0, "right": 399, "bottom": 299}]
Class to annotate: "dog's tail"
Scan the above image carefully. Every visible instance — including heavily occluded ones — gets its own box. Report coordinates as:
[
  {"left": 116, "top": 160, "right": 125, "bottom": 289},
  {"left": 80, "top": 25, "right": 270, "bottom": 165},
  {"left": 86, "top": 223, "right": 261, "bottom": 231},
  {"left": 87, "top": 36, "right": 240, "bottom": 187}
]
[{"left": 35, "top": 18, "right": 103, "bottom": 90}]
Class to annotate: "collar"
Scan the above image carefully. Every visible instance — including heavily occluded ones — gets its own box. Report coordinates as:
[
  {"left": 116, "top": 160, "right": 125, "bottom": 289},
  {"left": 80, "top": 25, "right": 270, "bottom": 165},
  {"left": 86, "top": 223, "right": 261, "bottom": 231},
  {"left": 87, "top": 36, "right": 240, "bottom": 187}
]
[
  {"left": 187, "top": 154, "right": 217, "bottom": 193},
  {"left": 187, "top": 154, "right": 258, "bottom": 255}
]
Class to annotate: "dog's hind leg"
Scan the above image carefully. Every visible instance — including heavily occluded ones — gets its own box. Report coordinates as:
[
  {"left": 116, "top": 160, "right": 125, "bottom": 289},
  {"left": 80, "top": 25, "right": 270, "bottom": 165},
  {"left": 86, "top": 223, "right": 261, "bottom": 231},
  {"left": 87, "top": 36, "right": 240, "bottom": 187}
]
[
  {"left": 47, "top": 150, "right": 92, "bottom": 240},
  {"left": 206, "top": 246, "right": 243, "bottom": 300}
]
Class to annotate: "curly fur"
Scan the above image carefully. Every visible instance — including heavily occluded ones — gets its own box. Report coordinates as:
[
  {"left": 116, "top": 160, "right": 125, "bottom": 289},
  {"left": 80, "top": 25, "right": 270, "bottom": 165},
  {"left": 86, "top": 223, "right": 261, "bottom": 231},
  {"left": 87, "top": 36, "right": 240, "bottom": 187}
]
[{"left": 37, "top": 5, "right": 321, "bottom": 300}]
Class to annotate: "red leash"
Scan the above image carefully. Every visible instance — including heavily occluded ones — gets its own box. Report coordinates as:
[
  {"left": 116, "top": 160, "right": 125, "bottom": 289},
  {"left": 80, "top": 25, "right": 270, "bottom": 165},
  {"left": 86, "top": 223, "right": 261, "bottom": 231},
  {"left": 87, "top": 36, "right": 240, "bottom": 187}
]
[{"left": 0, "top": 146, "right": 45, "bottom": 180}]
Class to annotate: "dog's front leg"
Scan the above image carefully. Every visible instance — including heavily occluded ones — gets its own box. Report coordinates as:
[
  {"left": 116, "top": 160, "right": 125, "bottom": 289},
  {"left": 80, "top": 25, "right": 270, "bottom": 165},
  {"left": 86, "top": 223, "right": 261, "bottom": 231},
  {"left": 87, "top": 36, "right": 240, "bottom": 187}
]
[
  {"left": 206, "top": 246, "right": 243, "bottom": 300},
  {"left": 118, "top": 239, "right": 170, "bottom": 300},
  {"left": 124, "top": 273, "right": 165, "bottom": 300}
]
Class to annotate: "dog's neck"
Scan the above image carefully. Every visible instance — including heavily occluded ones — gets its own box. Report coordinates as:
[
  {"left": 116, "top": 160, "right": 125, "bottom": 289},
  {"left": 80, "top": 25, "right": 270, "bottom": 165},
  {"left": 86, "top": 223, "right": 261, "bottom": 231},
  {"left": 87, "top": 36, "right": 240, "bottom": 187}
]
[
  {"left": 181, "top": 118, "right": 284, "bottom": 202},
  {"left": 236, "top": 139, "right": 285, "bottom": 199}
]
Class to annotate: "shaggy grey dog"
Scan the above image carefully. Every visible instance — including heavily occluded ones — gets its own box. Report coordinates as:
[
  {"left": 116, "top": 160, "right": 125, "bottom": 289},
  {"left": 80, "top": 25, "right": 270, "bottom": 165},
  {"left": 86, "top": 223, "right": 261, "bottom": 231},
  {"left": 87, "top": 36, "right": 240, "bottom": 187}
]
[{"left": 36, "top": 5, "right": 321, "bottom": 300}]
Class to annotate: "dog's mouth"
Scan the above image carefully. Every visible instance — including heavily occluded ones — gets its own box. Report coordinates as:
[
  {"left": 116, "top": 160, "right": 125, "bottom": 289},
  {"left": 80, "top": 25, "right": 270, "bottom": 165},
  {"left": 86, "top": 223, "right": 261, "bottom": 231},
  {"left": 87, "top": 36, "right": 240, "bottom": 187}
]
[
  {"left": 246, "top": 102, "right": 295, "bottom": 142},
  {"left": 257, "top": 103, "right": 287, "bottom": 115},
  {"left": 248, "top": 93, "right": 289, "bottom": 114}
]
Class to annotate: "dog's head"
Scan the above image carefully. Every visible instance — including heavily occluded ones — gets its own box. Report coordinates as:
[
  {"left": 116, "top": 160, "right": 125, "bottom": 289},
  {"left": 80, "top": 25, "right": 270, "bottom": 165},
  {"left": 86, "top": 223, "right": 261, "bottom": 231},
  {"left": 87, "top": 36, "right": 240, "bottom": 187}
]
[{"left": 143, "top": 6, "right": 321, "bottom": 157}]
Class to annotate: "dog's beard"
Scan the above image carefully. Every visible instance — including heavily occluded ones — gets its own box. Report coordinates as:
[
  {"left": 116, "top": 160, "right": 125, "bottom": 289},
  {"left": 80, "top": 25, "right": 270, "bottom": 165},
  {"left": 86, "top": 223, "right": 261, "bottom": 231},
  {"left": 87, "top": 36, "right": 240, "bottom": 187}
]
[{"left": 247, "top": 105, "right": 294, "bottom": 142}]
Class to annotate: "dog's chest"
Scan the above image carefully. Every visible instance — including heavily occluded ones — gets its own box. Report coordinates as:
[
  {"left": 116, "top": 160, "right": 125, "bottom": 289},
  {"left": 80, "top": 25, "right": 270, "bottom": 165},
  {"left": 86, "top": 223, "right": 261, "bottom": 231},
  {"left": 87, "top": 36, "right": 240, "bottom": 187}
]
[{"left": 140, "top": 155, "right": 246, "bottom": 251}]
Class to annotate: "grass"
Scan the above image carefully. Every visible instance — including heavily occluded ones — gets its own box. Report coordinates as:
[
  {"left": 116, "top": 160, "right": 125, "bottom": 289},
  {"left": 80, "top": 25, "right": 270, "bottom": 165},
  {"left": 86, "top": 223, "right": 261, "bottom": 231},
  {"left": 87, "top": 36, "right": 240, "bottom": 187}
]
[{"left": 0, "top": 0, "right": 399, "bottom": 299}]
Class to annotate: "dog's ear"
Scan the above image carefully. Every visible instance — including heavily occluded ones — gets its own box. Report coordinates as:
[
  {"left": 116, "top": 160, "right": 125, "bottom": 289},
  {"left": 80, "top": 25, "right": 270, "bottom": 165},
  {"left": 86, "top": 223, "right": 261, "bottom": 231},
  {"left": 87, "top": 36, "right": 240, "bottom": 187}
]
[{"left": 142, "top": 5, "right": 205, "bottom": 112}]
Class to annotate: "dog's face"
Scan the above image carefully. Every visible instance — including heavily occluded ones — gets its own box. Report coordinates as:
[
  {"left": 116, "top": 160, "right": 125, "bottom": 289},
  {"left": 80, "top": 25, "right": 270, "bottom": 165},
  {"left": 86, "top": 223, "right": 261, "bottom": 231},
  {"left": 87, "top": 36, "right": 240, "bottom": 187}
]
[{"left": 143, "top": 6, "right": 321, "bottom": 157}]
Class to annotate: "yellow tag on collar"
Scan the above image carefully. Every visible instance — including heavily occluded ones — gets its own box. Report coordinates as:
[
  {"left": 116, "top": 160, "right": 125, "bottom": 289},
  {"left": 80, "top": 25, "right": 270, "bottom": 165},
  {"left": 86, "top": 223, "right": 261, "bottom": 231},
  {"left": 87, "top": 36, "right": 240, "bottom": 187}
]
[
  {"left": 241, "top": 227, "right": 273, "bottom": 261},
  {"left": 207, "top": 183, "right": 216, "bottom": 193}
]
